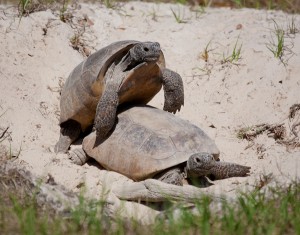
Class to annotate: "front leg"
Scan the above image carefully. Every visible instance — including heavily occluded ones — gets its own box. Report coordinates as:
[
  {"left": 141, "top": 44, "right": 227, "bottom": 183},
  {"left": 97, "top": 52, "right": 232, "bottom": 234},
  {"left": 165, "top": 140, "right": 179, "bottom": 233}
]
[
  {"left": 94, "top": 84, "right": 119, "bottom": 141},
  {"left": 94, "top": 62, "right": 128, "bottom": 142},
  {"left": 161, "top": 68, "right": 184, "bottom": 114}
]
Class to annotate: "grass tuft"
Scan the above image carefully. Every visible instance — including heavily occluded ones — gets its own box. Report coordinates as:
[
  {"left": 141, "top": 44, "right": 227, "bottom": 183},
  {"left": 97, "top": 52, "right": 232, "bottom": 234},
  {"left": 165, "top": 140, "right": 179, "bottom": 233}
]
[
  {"left": 200, "top": 40, "right": 212, "bottom": 62},
  {"left": 266, "top": 19, "right": 296, "bottom": 65},
  {"left": 222, "top": 36, "right": 242, "bottom": 64},
  {"left": 102, "top": 0, "right": 116, "bottom": 9},
  {"left": 170, "top": 7, "right": 188, "bottom": 23},
  {"left": 267, "top": 20, "right": 285, "bottom": 60},
  {"left": 287, "top": 16, "right": 299, "bottom": 35}
]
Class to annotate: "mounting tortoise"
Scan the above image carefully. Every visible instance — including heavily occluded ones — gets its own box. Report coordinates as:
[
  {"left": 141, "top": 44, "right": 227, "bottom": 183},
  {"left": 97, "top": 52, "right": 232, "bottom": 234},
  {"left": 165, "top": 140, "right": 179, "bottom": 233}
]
[
  {"left": 70, "top": 106, "right": 250, "bottom": 188},
  {"left": 55, "top": 40, "right": 184, "bottom": 153}
]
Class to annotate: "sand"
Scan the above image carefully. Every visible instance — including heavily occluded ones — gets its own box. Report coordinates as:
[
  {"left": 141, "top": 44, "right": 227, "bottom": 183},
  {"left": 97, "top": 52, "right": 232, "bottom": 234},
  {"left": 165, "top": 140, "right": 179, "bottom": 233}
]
[{"left": 0, "top": 1, "right": 299, "bottom": 224}]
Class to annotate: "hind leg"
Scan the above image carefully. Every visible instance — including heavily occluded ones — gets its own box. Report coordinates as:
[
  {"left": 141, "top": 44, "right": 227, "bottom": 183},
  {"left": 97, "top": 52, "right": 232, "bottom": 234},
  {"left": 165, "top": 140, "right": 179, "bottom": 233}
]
[
  {"left": 161, "top": 68, "right": 184, "bottom": 114},
  {"left": 54, "top": 120, "right": 81, "bottom": 154}
]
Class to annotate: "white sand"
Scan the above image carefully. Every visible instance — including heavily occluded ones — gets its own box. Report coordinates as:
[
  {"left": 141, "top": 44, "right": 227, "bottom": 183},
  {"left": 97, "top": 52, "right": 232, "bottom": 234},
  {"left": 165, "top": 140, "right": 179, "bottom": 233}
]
[{"left": 0, "top": 1, "right": 299, "bottom": 223}]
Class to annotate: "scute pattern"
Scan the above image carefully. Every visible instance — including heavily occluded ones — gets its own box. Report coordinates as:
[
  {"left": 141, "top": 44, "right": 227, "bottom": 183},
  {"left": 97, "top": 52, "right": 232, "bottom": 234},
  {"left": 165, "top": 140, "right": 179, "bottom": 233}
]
[{"left": 140, "top": 134, "right": 176, "bottom": 160}]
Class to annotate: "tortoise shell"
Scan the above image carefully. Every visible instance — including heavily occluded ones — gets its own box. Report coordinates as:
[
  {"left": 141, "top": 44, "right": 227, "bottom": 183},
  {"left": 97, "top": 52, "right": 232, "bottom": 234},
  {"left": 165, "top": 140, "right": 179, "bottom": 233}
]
[{"left": 83, "top": 106, "right": 220, "bottom": 181}]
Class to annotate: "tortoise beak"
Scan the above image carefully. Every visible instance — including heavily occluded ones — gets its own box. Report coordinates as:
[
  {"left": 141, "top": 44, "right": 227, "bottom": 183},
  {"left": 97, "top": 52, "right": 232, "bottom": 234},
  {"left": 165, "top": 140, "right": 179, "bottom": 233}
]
[{"left": 144, "top": 55, "right": 160, "bottom": 62}]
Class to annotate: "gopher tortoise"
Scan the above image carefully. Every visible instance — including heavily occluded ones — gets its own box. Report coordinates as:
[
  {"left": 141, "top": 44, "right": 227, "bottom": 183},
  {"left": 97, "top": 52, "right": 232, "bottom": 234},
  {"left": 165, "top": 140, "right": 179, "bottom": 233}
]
[
  {"left": 55, "top": 40, "right": 184, "bottom": 153},
  {"left": 70, "top": 106, "right": 250, "bottom": 189}
]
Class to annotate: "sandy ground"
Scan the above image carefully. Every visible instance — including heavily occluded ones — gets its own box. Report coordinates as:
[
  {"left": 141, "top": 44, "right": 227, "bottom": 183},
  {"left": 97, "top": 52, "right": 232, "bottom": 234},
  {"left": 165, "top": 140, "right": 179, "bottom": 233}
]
[{"left": 0, "top": 1, "right": 300, "bottom": 223}]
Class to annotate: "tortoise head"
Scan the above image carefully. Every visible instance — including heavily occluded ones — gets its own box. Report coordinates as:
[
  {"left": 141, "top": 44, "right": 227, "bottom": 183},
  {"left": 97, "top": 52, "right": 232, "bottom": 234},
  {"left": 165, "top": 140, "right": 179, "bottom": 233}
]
[
  {"left": 129, "top": 42, "right": 161, "bottom": 63},
  {"left": 186, "top": 153, "right": 216, "bottom": 177}
]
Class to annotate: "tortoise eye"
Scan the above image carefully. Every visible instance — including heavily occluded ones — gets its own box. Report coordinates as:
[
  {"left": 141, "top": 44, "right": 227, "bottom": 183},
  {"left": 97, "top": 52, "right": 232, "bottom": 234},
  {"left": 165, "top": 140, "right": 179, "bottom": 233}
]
[{"left": 143, "top": 47, "right": 149, "bottom": 52}]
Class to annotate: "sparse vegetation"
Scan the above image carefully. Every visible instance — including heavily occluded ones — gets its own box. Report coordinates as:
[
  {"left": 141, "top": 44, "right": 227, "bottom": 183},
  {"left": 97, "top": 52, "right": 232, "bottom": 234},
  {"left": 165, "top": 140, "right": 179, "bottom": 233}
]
[
  {"left": 287, "top": 16, "right": 299, "bottom": 36},
  {"left": 59, "top": 0, "right": 69, "bottom": 22},
  {"left": 236, "top": 123, "right": 286, "bottom": 141},
  {"left": 200, "top": 40, "right": 212, "bottom": 62},
  {"left": 70, "top": 27, "right": 91, "bottom": 57},
  {"left": 102, "top": 0, "right": 116, "bottom": 9},
  {"left": 217, "top": 0, "right": 300, "bottom": 13},
  {"left": 0, "top": 174, "right": 299, "bottom": 234},
  {"left": 170, "top": 7, "right": 188, "bottom": 23},
  {"left": 266, "top": 19, "right": 297, "bottom": 65},
  {"left": 222, "top": 37, "right": 242, "bottom": 64},
  {"left": 17, "top": 0, "right": 300, "bottom": 16},
  {"left": 18, "top": 0, "right": 30, "bottom": 15},
  {"left": 267, "top": 20, "right": 285, "bottom": 60}
]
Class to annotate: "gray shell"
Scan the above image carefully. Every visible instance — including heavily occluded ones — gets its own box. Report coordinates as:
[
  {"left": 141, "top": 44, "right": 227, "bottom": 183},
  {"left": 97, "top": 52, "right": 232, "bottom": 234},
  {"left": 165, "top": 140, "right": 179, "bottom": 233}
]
[
  {"left": 83, "top": 106, "right": 220, "bottom": 181},
  {"left": 60, "top": 41, "right": 165, "bottom": 131}
]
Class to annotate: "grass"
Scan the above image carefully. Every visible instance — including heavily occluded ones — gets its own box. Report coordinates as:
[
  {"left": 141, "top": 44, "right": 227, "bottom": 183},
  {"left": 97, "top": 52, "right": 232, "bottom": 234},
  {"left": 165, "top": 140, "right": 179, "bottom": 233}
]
[
  {"left": 16, "top": 0, "right": 300, "bottom": 17},
  {"left": 170, "top": 7, "right": 188, "bottom": 23},
  {"left": 149, "top": 182, "right": 300, "bottom": 235},
  {"left": 222, "top": 37, "right": 243, "bottom": 64},
  {"left": 200, "top": 40, "right": 212, "bottom": 62},
  {"left": 267, "top": 20, "right": 285, "bottom": 60},
  {"left": 0, "top": 176, "right": 299, "bottom": 234},
  {"left": 218, "top": 0, "right": 300, "bottom": 13},
  {"left": 102, "top": 0, "right": 116, "bottom": 9},
  {"left": 18, "top": 0, "right": 30, "bottom": 15},
  {"left": 59, "top": 0, "right": 69, "bottom": 22},
  {"left": 266, "top": 19, "right": 297, "bottom": 65},
  {"left": 287, "top": 16, "right": 299, "bottom": 36}
]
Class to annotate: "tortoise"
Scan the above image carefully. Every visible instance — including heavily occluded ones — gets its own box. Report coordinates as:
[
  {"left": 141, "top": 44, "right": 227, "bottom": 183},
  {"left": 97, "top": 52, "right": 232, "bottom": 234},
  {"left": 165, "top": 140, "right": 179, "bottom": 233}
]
[
  {"left": 70, "top": 105, "right": 250, "bottom": 186},
  {"left": 55, "top": 40, "right": 184, "bottom": 153}
]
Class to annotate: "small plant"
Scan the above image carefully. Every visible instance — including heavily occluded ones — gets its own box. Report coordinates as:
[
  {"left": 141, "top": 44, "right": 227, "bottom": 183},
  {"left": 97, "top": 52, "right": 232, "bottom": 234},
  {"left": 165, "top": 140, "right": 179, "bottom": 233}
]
[
  {"left": 175, "top": 0, "right": 188, "bottom": 4},
  {"left": 70, "top": 33, "right": 83, "bottom": 50},
  {"left": 267, "top": 20, "right": 285, "bottom": 60},
  {"left": 201, "top": 0, "right": 212, "bottom": 7},
  {"left": 266, "top": 19, "right": 296, "bottom": 65},
  {"left": 287, "top": 16, "right": 299, "bottom": 35},
  {"left": 69, "top": 28, "right": 90, "bottom": 57},
  {"left": 18, "top": 0, "right": 31, "bottom": 16},
  {"left": 18, "top": 0, "right": 69, "bottom": 22},
  {"left": 200, "top": 40, "right": 212, "bottom": 62},
  {"left": 192, "top": 5, "right": 206, "bottom": 19},
  {"left": 170, "top": 7, "right": 188, "bottom": 24},
  {"left": 222, "top": 37, "right": 242, "bottom": 64},
  {"left": 147, "top": 7, "right": 159, "bottom": 22},
  {"left": 59, "top": 0, "right": 69, "bottom": 22},
  {"left": 102, "top": 0, "right": 116, "bottom": 9},
  {"left": 232, "top": 0, "right": 243, "bottom": 8}
]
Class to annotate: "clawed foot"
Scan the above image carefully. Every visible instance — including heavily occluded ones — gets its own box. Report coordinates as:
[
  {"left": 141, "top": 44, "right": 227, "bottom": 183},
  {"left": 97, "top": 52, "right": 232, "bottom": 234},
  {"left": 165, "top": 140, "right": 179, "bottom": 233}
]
[{"left": 161, "top": 68, "right": 184, "bottom": 114}]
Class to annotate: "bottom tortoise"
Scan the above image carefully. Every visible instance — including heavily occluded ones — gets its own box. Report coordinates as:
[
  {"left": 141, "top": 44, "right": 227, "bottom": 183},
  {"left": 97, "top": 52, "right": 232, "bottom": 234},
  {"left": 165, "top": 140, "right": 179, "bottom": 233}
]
[{"left": 70, "top": 106, "right": 250, "bottom": 185}]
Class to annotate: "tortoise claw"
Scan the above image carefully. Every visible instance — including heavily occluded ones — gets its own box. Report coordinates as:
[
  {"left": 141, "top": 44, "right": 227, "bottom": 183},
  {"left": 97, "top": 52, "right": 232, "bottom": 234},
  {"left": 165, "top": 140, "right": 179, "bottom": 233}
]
[{"left": 161, "top": 68, "right": 184, "bottom": 114}]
